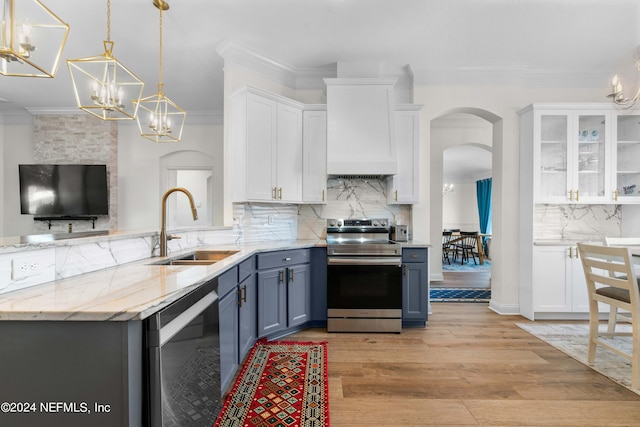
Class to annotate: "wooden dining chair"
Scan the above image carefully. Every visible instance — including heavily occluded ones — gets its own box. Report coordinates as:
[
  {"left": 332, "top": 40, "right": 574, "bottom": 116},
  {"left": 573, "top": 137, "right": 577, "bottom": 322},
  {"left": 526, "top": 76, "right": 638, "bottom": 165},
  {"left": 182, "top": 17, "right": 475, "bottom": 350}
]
[
  {"left": 603, "top": 237, "right": 640, "bottom": 332},
  {"left": 576, "top": 243, "right": 640, "bottom": 390},
  {"left": 455, "top": 231, "right": 479, "bottom": 264},
  {"left": 442, "top": 231, "right": 456, "bottom": 264}
]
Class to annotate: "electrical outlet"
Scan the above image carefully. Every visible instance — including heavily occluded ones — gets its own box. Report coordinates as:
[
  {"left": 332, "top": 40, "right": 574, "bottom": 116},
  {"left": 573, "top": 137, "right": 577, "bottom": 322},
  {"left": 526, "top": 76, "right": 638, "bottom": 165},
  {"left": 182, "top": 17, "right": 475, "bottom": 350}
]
[{"left": 11, "top": 255, "right": 43, "bottom": 280}]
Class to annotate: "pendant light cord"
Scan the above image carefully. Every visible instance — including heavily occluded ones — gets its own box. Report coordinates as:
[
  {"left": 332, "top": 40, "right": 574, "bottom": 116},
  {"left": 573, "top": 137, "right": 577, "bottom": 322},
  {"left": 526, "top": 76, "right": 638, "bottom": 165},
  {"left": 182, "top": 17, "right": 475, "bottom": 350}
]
[
  {"left": 159, "top": 6, "right": 163, "bottom": 87},
  {"left": 106, "top": 0, "right": 111, "bottom": 42}
]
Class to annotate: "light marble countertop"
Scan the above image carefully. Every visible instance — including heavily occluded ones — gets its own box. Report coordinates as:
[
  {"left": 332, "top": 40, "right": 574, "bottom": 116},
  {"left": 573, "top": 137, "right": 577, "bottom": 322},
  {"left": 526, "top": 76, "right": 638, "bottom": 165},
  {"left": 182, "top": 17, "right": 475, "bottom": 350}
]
[
  {"left": 0, "top": 240, "right": 324, "bottom": 322},
  {"left": 533, "top": 239, "right": 605, "bottom": 246},
  {"left": 0, "top": 237, "right": 431, "bottom": 322}
]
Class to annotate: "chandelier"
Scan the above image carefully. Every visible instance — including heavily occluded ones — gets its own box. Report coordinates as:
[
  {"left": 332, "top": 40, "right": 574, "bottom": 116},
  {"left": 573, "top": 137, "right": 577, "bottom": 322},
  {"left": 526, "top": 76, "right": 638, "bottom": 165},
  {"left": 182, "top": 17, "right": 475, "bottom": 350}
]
[
  {"left": 67, "top": 0, "right": 144, "bottom": 120},
  {"left": 607, "top": 46, "right": 640, "bottom": 110},
  {"left": 443, "top": 183, "right": 455, "bottom": 196},
  {"left": 134, "top": 0, "right": 186, "bottom": 143},
  {"left": 0, "top": 0, "right": 69, "bottom": 77}
]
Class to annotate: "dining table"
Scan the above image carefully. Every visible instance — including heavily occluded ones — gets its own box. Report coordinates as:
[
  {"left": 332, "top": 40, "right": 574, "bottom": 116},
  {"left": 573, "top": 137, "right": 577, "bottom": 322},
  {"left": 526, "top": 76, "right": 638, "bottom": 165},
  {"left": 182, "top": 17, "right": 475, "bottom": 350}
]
[{"left": 446, "top": 232, "right": 491, "bottom": 265}]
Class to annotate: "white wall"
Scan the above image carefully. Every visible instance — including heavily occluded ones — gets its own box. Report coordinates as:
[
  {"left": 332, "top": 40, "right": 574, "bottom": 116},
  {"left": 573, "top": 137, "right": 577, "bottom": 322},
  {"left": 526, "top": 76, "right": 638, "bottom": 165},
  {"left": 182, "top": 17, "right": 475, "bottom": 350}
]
[
  {"left": 1, "top": 121, "right": 35, "bottom": 236},
  {"left": 414, "top": 85, "right": 616, "bottom": 315},
  {"left": 117, "top": 121, "right": 223, "bottom": 231},
  {"left": 442, "top": 183, "right": 479, "bottom": 231}
]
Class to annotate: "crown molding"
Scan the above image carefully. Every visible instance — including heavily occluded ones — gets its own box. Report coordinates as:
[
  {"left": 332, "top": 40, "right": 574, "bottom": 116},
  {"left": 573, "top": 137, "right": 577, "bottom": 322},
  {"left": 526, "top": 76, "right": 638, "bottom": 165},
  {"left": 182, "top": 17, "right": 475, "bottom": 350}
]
[
  {"left": 20, "top": 108, "right": 223, "bottom": 125},
  {"left": 217, "top": 40, "right": 335, "bottom": 91}
]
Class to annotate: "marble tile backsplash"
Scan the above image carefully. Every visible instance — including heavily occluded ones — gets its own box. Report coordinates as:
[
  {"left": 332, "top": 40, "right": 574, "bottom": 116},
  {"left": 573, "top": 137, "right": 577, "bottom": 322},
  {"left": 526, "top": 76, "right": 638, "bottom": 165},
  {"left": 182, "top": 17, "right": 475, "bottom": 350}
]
[
  {"left": 533, "top": 204, "right": 621, "bottom": 241},
  {"left": 233, "top": 178, "right": 413, "bottom": 241}
]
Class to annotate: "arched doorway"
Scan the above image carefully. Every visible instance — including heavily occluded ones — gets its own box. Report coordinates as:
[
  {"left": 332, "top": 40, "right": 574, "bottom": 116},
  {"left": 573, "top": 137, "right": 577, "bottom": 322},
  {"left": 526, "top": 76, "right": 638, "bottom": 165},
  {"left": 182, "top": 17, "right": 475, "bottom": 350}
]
[{"left": 429, "top": 108, "right": 501, "bottom": 307}]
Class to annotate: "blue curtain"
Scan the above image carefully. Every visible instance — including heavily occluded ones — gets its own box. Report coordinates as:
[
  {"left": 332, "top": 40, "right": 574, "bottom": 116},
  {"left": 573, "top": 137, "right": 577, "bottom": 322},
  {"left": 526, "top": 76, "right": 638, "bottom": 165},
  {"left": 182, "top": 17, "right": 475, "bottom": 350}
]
[{"left": 476, "top": 178, "right": 492, "bottom": 255}]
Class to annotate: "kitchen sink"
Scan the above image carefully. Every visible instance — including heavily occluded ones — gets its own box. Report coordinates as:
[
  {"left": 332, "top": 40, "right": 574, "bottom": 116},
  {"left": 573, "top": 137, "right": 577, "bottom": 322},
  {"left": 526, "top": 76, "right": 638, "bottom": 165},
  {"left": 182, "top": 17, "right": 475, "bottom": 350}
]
[{"left": 150, "top": 250, "right": 240, "bottom": 266}]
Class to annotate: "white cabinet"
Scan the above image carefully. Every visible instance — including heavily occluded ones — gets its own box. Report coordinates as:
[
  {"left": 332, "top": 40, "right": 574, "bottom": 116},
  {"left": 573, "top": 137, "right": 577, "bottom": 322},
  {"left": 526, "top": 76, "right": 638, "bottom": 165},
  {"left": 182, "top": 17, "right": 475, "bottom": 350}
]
[
  {"left": 531, "top": 107, "right": 612, "bottom": 203},
  {"left": 387, "top": 105, "right": 421, "bottom": 204},
  {"left": 302, "top": 107, "right": 327, "bottom": 203},
  {"left": 230, "top": 87, "right": 303, "bottom": 203},
  {"left": 613, "top": 112, "right": 640, "bottom": 203},
  {"left": 531, "top": 245, "right": 588, "bottom": 316}
]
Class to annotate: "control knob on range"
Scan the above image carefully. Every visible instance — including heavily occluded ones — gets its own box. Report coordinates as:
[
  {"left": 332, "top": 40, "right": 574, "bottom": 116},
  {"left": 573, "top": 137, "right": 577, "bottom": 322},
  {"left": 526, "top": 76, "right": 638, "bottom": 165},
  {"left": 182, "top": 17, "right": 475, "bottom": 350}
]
[
  {"left": 379, "top": 219, "right": 387, "bottom": 227},
  {"left": 328, "top": 219, "right": 337, "bottom": 227}
]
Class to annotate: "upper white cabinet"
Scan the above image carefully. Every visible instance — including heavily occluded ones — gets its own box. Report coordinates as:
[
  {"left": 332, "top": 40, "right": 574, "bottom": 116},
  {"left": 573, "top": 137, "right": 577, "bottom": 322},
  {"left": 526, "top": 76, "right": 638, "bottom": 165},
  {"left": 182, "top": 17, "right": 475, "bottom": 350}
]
[
  {"left": 613, "top": 112, "right": 640, "bottom": 203},
  {"left": 230, "top": 87, "right": 303, "bottom": 203},
  {"left": 324, "top": 78, "right": 397, "bottom": 175},
  {"left": 387, "top": 105, "right": 422, "bottom": 204},
  {"left": 522, "top": 103, "right": 640, "bottom": 205},
  {"left": 528, "top": 106, "right": 612, "bottom": 203},
  {"left": 302, "top": 107, "right": 327, "bottom": 203}
]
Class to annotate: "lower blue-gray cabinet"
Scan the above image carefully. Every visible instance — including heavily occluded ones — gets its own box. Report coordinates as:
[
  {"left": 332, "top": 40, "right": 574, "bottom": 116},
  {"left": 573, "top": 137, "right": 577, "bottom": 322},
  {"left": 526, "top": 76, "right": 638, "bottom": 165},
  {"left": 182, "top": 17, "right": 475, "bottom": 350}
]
[
  {"left": 257, "top": 249, "right": 311, "bottom": 338},
  {"left": 219, "top": 256, "right": 257, "bottom": 393},
  {"left": 402, "top": 247, "right": 429, "bottom": 326}
]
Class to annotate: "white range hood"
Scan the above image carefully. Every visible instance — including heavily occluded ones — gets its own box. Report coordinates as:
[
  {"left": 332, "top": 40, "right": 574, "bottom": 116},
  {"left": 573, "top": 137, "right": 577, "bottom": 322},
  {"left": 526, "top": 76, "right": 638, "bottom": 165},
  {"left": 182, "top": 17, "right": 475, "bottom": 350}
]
[{"left": 324, "top": 77, "right": 398, "bottom": 175}]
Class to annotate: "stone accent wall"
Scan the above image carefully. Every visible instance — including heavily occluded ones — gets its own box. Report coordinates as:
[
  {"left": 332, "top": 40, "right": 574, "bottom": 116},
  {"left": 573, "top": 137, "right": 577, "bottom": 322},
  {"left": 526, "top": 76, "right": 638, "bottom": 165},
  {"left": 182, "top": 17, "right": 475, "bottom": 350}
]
[{"left": 33, "top": 115, "right": 117, "bottom": 233}]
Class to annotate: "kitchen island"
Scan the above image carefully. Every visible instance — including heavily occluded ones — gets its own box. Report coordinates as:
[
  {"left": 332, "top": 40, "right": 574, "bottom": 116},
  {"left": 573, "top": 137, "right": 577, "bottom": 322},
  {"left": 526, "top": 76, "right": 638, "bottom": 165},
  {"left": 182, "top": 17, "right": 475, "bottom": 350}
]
[{"left": 0, "top": 237, "right": 324, "bottom": 427}]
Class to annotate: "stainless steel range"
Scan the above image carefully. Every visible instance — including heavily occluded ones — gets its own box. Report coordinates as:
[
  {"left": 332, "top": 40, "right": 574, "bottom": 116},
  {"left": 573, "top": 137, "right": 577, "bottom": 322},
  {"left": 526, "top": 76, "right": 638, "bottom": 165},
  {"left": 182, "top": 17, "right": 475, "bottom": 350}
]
[{"left": 326, "top": 218, "right": 403, "bottom": 333}]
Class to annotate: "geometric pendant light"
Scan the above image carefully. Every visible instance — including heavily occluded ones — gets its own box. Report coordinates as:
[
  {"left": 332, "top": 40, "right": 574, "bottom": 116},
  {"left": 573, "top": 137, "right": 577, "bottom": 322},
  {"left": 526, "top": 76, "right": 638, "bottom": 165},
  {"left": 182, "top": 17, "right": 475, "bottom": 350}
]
[
  {"left": 67, "top": 0, "right": 144, "bottom": 120},
  {"left": 0, "top": 0, "right": 70, "bottom": 78},
  {"left": 134, "top": 0, "right": 186, "bottom": 142}
]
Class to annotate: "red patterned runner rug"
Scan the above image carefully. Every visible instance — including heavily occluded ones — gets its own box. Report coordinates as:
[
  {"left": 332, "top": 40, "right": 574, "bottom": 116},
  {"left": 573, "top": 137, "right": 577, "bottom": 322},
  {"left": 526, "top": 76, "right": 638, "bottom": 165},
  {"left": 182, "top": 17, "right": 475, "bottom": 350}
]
[{"left": 214, "top": 339, "right": 329, "bottom": 427}]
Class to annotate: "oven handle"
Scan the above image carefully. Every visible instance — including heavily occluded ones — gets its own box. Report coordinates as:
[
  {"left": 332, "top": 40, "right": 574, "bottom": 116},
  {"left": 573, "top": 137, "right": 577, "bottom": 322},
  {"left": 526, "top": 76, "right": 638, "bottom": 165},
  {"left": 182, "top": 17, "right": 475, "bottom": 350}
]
[{"left": 327, "top": 256, "right": 403, "bottom": 266}]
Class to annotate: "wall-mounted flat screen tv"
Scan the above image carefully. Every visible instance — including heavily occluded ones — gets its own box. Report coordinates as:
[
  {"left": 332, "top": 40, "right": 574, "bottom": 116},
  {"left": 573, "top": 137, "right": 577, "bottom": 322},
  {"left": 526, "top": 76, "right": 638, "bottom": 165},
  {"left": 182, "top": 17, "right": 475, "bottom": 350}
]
[{"left": 19, "top": 164, "right": 109, "bottom": 216}]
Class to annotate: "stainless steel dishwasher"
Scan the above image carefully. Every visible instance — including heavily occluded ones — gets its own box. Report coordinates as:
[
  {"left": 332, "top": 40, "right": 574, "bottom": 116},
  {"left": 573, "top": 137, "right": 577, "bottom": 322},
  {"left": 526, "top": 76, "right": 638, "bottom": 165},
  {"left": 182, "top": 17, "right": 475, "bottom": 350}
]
[{"left": 145, "top": 278, "right": 221, "bottom": 426}]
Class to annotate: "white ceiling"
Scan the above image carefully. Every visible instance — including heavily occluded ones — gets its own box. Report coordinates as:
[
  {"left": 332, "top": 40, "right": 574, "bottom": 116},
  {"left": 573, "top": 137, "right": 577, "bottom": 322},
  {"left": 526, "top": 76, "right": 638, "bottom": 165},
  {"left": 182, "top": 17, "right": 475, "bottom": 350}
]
[
  {"left": 2, "top": 0, "right": 640, "bottom": 115},
  {"left": 2, "top": 0, "right": 639, "bottom": 183}
]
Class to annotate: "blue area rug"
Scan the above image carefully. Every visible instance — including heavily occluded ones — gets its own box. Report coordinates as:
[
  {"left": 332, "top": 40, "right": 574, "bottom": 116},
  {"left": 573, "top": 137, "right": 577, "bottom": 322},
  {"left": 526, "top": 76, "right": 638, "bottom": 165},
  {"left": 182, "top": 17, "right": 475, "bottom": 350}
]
[
  {"left": 430, "top": 288, "right": 491, "bottom": 302},
  {"left": 442, "top": 259, "right": 491, "bottom": 272}
]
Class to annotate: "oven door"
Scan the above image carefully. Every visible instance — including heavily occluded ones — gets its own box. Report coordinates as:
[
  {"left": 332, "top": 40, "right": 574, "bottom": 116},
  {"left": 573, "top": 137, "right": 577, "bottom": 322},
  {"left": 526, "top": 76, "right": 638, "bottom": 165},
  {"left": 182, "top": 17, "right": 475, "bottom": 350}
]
[{"left": 327, "top": 256, "right": 402, "bottom": 321}]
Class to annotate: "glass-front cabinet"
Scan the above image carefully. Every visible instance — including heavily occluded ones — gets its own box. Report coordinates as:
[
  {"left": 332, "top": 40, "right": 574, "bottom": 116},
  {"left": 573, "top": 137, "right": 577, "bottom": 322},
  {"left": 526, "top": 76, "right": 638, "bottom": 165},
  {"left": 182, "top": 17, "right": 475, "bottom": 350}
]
[
  {"left": 535, "top": 109, "right": 611, "bottom": 203},
  {"left": 613, "top": 113, "right": 640, "bottom": 203}
]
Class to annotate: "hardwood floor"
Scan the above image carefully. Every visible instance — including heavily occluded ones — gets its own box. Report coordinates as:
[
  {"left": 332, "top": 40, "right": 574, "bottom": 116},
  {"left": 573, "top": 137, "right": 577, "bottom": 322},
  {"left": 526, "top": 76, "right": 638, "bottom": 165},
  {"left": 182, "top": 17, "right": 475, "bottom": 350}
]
[
  {"left": 288, "top": 303, "right": 640, "bottom": 426},
  {"left": 432, "top": 271, "right": 491, "bottom": 289}
]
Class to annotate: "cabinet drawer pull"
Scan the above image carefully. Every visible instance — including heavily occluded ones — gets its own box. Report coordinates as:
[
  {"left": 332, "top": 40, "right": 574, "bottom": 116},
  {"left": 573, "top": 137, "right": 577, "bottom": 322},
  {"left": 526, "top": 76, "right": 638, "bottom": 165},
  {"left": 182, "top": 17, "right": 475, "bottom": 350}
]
[
  {"left": 279, "top": 270, "right": 284, "bottom": 283},
  {"left": 614, "top": 189, "right": 619, "bottom": 202},
  {"left": 568, "top": 189, "right": 573, "bottom": 201},
  {"left": 575, "top": 189, "right": 579, "bottom": 202},
  {"left": 279, "top": 187, "right": 283, "bottom": 200},
  {"left": 236, "top": 285, "right": 248, "bottom": 307},
  {"left": 395, "top": 190, "right": 398, "bottom": 202},
  {"left": 290, "top": 268, "right": 295, "bottom": 282},
  {"left": 272, "top": 187, "right": 277, "bottom": 200},
  {"left": 283, "top": 257, "right": 292, "bottom": 261},
  {"left": 322, "top": 189, "right": 325, "bottom": 202}
]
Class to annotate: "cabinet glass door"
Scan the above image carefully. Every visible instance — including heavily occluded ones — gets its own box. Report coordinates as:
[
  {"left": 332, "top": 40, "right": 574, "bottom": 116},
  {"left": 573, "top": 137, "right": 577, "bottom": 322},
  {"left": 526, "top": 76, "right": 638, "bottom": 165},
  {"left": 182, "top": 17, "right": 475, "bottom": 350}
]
[
  {"left": 615, "top": 113, "right": 640, "bottom": 202},
  {"left": 538, "top": 114, "right": 568, "bottom": 200},
  {"left": 575, "top": 114, "right": 607, "bottom": 201}
]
